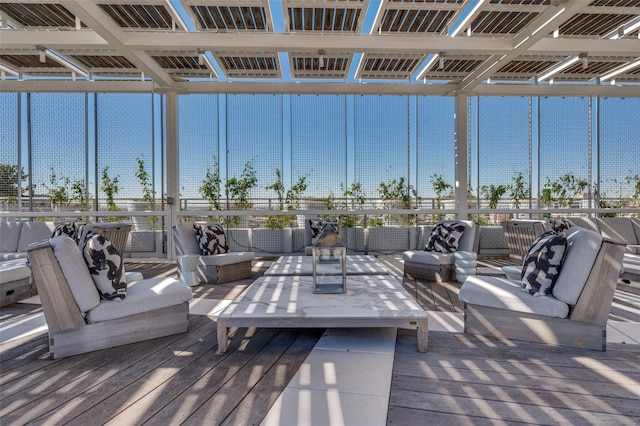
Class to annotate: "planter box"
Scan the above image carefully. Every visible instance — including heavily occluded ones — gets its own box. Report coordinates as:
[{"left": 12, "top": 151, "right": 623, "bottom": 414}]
[
  {"left": 252, "top": 229, "right": 284, "bottom": 254},
  {"left": 226, "top": 229, "right": 251, "bottom": 253}
]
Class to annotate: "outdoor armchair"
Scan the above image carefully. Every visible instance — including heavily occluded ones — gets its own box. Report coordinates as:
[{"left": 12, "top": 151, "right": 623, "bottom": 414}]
[
  {"left": 458, "top": 226, "right": 624, "bottom": 351},
  {"left": 403, "top": 220, "right": 479, "bottom": 283},
  {"left": 172, "top": 222, "right": 255, "bottom": 284}
]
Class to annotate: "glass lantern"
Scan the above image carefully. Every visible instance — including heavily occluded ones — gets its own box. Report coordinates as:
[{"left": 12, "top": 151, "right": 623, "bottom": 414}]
[{"left": 311, "top": 222, "right": 347, "bottom": 294}]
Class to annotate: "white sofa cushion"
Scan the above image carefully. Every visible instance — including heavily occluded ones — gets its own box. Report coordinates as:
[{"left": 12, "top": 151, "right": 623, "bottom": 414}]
[
  {"left": 1, "top": 221, "right": 23, "bottom": 253},
  {"left": 596, "top": 217, "right": 638, "bottom": 247},
  {"left": 199, "top": 251, "right": 255, "bottom": 266},
  {"left": 85, "top": 277, "right": 192, "bottom": 323},
  {"left": 459, "top": 275, "right": 569, "bottom": 319},
  {"left": 0, "top": 252, "right": 26, "bottom": 261},
  {"left": 0, "top": 259, "right": 31, "bottom": 284},
  {"left": 17, "top": 221, "right": 56, "bottom": 252},
  {"left": 403, "top": 250, "right": 454, "bottom": 266},
  {"left": 552, "top": 227, "right": 602, "bottom": 306},
  {"left": 49, "top": 235, "right": 101, "bottom": 313},
  {"left": 567, "top": 217, "right": 599, "bottom": 233}
]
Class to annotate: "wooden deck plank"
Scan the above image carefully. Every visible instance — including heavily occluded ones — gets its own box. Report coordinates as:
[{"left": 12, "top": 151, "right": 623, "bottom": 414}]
[
  {"left": 1, "top": 329, "right": 196, "bottom": 424},
  {"left": 41, "top": 315, "right": 217, "bottom": 425},
  {"left": 0, "top": 256, "right": 638, "bottom": 426},
  {"left": 390, "top": 330, "right": 640, "bottom": 425},
  {"left": 219, "top": 330, "right": 323, "bottom": 426},
  {"left": 182, "top": 329, "right": 321, "bottom": 425}
]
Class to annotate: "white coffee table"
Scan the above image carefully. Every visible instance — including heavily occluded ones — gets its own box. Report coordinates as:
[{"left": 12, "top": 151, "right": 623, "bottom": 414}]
[
  {"left": 217, "top": 274, "right": 428, "bottom": 353},
  {"left": 264, "top": 254, "right": 389, "bottom": 276}
]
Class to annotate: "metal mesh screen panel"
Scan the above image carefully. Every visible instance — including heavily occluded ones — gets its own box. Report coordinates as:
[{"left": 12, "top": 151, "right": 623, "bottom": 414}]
[
  {"left": 179, "top": 94, "right": 218, "bottom": 211},
  {"left": 354, "top": 95, "right": 409, "bottom": 204},
  {"left": 477, "top": 96, "right": 531, "bottom": 213},
  {"left": 0, "top": 93, "right": 20, "bottom": 211},
  {"left": 29, "top": 93, "right": 86, "bottom": 213},
  {"left": 291, "top": 94, "right": 347, "bottom": 200},
  {"left": 416, "top": 96, "right": 455, "bottom": 208},
  {"left": 598, "top": 97, "right": 640, "bottom": 209},
  {"left": 226, "top": 94, "right": 283, "bottom": 208},
  {"left": 96, "top": 93, "right": 153, "bottom": 207},
  {"left": 539, "top": 97, "right": 590, "bottom": 209}
]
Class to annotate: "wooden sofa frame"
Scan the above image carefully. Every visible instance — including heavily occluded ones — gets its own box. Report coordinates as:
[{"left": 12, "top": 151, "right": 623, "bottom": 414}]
[
  {"left": 463, "top": 238, "right": 624, "bottom": 351},
  {"left": 28, "top": 241, "right": 189, "bottom": 359}
]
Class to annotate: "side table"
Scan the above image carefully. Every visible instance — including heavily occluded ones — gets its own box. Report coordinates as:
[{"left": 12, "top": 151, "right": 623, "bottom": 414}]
[{"left": 178, "top": 254, "right": 200, "bottom": 287}]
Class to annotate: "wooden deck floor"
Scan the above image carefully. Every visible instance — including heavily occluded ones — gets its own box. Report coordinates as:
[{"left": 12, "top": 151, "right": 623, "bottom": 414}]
[{"left": 1, "top": 256, "right": 639, "bottom": 425}]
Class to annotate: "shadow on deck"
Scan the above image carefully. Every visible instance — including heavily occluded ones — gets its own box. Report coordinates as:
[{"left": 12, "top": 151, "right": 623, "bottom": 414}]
[{"left": 1, "top": 255, "right": 639, "bottom": 425}]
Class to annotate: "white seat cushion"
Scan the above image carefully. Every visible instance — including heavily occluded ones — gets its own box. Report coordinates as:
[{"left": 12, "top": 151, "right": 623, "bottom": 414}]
[
  {"left": 199, "top": 251, "right": 255, "bottom": 267},
  {"left": 459, "top": 275, "right": 569, "bottom": 319},
  {"left": 85, "top": 277, "right": 192, "bottom": 323},
  {"left": 403, "top": 250, "right": 454, "bottom": 266}
]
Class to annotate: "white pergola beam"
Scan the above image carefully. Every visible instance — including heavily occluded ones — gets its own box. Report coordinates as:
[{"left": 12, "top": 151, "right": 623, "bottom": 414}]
[{"left": 3, "top": 79, "right": 640, "bottom": 98}]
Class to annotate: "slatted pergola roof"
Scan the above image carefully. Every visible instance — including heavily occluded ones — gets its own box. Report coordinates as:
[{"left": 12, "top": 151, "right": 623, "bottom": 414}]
[{"left": 1, "top": 0, "right": 639, "bottom": 96}]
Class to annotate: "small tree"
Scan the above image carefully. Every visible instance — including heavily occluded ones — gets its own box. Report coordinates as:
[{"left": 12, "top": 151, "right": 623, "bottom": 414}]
[
  {"left": 510, "top": 171, "right": 527, "bottom": 209},
  {"left": 542, "top": 173, "right": 588, "bottom": 209},
  {"left": 481, "top": 184, "right": 510, "bottom": 210},
  {"left": 44, "top": 167, "right": 71, "bottom": 210},
  {"left": 0, "top": 164, "right": 29, "bottom": 202},
  {"left": 71, "top": 178, "right": 88, "bottom": 211},
  {"left": 135, "top": 156, "right": 155, "bottom": 209},
  {"left": 430, "top": 174, "right": 453, "bottom": 222},
  {"left": 199, "top": 155, "right": 222, "bottom": 211},
  {"left": 265, "top": 169, "right": 309, "bottom": 229},
  {"left": 101, "top": 166, "right": 120, "bottom": 214},
  {"left": 377, "top": 176, "right": 418, "bottom": 226},
  {"left": 226, "top": 159, "right": 258, "bottom": 228}
]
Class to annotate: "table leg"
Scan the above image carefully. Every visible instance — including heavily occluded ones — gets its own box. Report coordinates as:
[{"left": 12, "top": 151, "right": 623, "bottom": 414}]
[
  {"left": 417, "top": 318, "right": 428, "bottom": 352},
  {"left": 217, "top": 318, "right": 228, "bottom": 352}
]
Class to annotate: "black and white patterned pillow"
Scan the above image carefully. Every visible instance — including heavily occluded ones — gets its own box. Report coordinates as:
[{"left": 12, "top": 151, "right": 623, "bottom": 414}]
[
  {"left": 52, "top": 221, "right": 82, "bottom": 239},
  {"left": 521, "top": 230, "right": 567, "bottom": 296},
  {"left": 425, "top": 222, "right": 466, "bottom": 253},
  {"left": 82, "top": 232, "right": 127, "bottom": 301},
  {"left": 549, "top": 218, "right": 572, "bottom": 233},
  {"left": 193, "top": 223, "right": 229, "bottom": 255}
]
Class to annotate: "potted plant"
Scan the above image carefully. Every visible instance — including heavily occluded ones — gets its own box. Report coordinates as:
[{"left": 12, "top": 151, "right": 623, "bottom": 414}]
[{"left": 199, "top": 154, "right": 223, "bottom": 223}]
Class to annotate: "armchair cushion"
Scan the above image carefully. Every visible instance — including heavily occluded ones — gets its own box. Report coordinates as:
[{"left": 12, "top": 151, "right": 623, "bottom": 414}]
[
  {"left": 49, "top": 235, "right": 100, "bottom": 313},
  {"left": 552, "top": 227, "right": 602, "bottom": 306},
  {"left": 404, "top": 250, "right": 454, "bottom": 266},
  {"left": 459, "top": 275, "right": 569, "bottom": 319},
  {"left": 193, "top": 223, "right": 229, "bottom": 255},
  {"left": 17, "top": 221, "right": 57, "bottom": 252},
  {"left": 199, "top": 251, "right": 255, "bottom": 267},
  {"left": 425, "top": 221, "right": 465, "bottom": 253},
  {"left": 521, "top": 231, "right": 567, "bottom": 296},
  {"left": 82, "top": 233, "right": 127, "bottom": 301},
  {"left": 1, "top": 221, "right": 22, "bottom": 253},
  {"left": 85, "top": 277, "right": 192, "bottom": 323}
]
